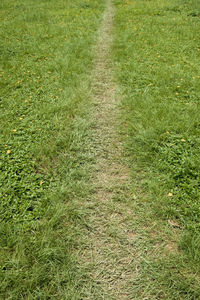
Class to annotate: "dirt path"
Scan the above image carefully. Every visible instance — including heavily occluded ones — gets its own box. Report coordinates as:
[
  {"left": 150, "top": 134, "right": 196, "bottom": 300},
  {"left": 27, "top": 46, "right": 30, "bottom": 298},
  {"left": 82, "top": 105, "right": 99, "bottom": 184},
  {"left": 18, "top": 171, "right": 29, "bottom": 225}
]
[{"left": 78, "top": 1, "right": 141, "bottom": 299}]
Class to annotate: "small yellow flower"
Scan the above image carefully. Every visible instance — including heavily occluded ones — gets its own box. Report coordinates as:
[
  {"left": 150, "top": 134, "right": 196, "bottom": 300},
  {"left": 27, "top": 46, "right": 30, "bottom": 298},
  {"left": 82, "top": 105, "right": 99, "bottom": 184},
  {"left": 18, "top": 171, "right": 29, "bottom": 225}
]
[
  {"left": 12, "top": 129, "right": 17, "bottom": 132},
  {"left": 168, "top": 193, "right": 173, "bottom": 197},
  {"left": 181, "top": 138, "right": 185, "bottom": 142},
  {"left": 7, "top": 150, "right": 11, "bottom": 154}
]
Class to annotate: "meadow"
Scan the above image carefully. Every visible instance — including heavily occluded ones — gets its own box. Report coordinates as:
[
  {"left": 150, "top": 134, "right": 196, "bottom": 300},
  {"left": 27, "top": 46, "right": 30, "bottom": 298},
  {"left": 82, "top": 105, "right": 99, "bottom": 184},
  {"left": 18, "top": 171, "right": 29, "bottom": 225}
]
[
  {"left": 0, "top": 0, "right": 105, "bottom": 298},
  {"left": 113, "top": 0, "right": 200, "bottom": 297},
  {"left": 1, "top": 0, "right": 200, "bottom": 298}
]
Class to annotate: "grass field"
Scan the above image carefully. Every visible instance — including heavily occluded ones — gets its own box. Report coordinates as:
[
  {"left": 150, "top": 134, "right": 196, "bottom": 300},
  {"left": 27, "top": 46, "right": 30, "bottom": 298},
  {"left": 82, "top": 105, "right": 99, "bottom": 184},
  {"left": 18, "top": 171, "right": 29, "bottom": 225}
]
[
  {"left": 0, "top": 0, "right": 105, "bottom": 298},
  {"left": 113, "top": 0, "right": 200, "bottom": 297},
  {"left": 1, "top": 0, "right": 200, "bottom": 298}
]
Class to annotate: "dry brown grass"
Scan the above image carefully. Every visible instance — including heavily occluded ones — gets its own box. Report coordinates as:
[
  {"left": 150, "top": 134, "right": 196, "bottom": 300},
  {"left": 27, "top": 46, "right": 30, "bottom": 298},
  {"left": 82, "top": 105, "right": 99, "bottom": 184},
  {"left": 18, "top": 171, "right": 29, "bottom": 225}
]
[{"left": 77, "top": 1, "right": 141, "bottom": 298}]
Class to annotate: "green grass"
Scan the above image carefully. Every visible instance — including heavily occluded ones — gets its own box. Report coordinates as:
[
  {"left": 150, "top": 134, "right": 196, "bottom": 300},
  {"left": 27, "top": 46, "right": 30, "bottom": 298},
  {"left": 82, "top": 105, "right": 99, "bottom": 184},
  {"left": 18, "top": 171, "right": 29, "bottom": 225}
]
[
  {"left": 113, "top": 0, "right": 200, "bottom": 297},
  {"left": 1, "top": 0, "right": 200, "bottom": 297},
  {"left": 0, "top": 0, "right": 105, "bottom": 298}
]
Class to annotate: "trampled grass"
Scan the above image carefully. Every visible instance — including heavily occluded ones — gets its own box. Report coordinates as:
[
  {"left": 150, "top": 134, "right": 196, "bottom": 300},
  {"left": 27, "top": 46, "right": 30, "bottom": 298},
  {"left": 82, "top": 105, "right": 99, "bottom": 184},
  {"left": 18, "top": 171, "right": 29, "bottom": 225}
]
[
  {"left": 0, "top": 0, "right": 105, "bottom": 298},
  {"left": 113, "top": 0, "right": 200, "bottom": 297}
]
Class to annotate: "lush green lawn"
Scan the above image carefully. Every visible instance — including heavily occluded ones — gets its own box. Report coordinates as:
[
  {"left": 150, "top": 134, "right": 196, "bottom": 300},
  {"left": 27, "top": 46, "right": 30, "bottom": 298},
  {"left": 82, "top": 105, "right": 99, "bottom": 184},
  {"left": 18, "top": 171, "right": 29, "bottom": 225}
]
[
  {"left": 0, "top": 0, "right": 105, "bottom": 298},
  {"left": 113, "top": 0, "right": 200, "bottom": 297},
  {"left": 1, "top": 0, "right": 200, "bottom": 298}
]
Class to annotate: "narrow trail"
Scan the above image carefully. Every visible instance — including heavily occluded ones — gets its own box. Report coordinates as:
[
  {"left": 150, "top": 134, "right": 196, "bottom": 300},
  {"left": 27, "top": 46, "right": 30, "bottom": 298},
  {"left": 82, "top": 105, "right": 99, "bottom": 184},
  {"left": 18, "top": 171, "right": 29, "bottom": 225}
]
[
  {"left": 79, "top": 1, "right": 140, "bottom": 299},
  {"left": 74, "top": 0, "right": 189, "bottom": 299}
]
